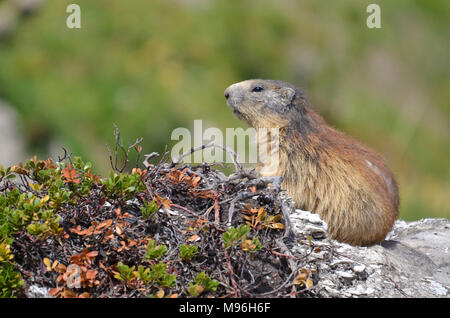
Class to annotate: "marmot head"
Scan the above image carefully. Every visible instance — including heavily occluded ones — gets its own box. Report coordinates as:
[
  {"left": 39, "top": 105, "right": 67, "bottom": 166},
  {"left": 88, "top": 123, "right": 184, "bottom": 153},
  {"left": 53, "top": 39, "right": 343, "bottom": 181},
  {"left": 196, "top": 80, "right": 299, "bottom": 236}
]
[{"left": 224, "top": 79, "right": 306, "bottom": 128}]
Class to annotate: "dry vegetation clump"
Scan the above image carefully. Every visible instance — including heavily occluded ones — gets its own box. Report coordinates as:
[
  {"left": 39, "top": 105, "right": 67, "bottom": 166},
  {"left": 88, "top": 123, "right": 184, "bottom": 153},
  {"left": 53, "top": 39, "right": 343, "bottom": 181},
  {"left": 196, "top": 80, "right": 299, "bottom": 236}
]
[{"left": 0, "top": 137, "right": 320, "bottom": 298}]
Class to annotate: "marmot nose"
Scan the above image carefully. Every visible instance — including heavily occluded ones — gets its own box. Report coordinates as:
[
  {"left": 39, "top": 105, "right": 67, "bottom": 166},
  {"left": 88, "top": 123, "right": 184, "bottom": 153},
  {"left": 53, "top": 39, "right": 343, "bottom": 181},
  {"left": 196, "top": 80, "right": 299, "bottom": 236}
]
[{"left": 224, "top": 88, "right": 230, "bottom": 99}]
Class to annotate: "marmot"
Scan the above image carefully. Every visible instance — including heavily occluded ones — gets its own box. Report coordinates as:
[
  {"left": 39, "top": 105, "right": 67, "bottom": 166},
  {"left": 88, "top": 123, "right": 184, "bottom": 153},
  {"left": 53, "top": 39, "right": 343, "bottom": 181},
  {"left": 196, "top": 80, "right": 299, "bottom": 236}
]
[{"left": 224, "top": 79, "right": 399, "bottom": 246}]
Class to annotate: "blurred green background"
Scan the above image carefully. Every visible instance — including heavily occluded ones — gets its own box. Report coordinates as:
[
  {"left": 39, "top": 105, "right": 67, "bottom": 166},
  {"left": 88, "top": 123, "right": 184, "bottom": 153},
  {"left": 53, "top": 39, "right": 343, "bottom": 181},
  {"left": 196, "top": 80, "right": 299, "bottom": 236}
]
[{"left": 0, "top": 0, "right": 448, "bottom": 220}]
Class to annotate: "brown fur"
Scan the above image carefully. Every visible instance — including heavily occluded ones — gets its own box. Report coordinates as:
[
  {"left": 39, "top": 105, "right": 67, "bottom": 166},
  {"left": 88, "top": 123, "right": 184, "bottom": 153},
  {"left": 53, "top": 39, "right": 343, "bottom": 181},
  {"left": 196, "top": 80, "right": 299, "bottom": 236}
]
[{"left": 224, "top": 79, "right": 399, "bottom": 246}]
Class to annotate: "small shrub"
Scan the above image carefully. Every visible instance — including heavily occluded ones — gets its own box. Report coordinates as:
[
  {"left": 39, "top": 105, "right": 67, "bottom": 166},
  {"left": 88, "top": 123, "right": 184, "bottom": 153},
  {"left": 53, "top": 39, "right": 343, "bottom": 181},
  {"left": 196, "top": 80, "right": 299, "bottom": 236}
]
[
  {"left": 114, "top": 262, "right": 135, "bottom": 283},
  {"left": 240, "top": 237, "right": 263, "bottom": 253},
  {"left": 0, "top": 263, "right": 24, "bottom": 298},
  {"left": 179, "top": 244, "right": 198, "bottom": 262},
  {"left": 222, "top": 224, "right": 250, "bottom": 249},
  {"left": 147, "top": 263, "right": 176, "bottom": 288},
  {"left": 141, "top": 200, "right": 159, "bottom": 219},
  {"left": 187, "top": 272, "right": 219, "bottom": 297},
  {"left": 101, "top": 171, "right": 145, "bottom": 201},
  {"left": 133, "top": 263, "right": 176, "bottom": 288},
  {"left": 144, "top": 239, "right": 167, "bottom": 260},
  {"left": 133, "top": 265, "right": 152, "bottom": 285}
]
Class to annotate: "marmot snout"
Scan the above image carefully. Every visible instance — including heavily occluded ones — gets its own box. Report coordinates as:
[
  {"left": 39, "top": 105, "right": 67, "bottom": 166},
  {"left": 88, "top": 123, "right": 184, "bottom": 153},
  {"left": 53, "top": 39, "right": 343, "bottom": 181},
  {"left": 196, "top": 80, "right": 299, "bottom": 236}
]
[{"left": 224, "top": 79, "right": 399, "bottom": 246}]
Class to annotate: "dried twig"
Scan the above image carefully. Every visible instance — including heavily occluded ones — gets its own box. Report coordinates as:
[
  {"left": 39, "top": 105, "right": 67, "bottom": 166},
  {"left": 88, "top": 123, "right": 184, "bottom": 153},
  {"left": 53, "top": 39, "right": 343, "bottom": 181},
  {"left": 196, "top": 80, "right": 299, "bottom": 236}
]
[
  {"left": 143, "top": 152, "right": 160, "bottom": 168},
  {"left": 225, "top": 250, "right": 239, "bottom": 297},
  {"left": 106, "top": 124, "right": 144, "bottom": 173},
  {"left": 57, "top": 147, "right": 71, "bottom": 163},
  {"left": 171, "top": 141, "right": 244, "bottom": 174}
]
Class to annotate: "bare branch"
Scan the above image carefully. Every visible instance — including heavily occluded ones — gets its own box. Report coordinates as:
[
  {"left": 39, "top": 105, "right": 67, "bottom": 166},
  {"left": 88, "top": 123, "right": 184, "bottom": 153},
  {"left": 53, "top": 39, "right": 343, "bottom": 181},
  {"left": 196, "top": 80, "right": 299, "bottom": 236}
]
[
  {"left": 106, "top": 124, "right": 144, "bottom": 173},
  {"left": 171, "top": 141, "right": 244, "bottom": 174}
]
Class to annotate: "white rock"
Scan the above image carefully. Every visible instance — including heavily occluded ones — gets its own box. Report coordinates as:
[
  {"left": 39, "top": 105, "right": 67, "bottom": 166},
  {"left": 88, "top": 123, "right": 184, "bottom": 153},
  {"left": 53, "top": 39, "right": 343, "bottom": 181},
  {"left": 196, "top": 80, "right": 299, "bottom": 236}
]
[
  {"left": 26, "top": 285, "right": 52, "bottom": 298},
  {"left": 285, "top": 201, "right": 450, "bottom": 298},
  {"left": 0, "top": 100, "right": 25, "bottom": 166},
  {"left": 304, "top": 225, "right": 327, "bottom": 239},
  {"left": 366, "top": 287, "right": 375, "bottom": 294},
  {"left": 292, "top": 209, "right": 328, "bottom": 228},
  {"left": 336, "top": 270, "right": 355, "bottom": 280},
  {"left": 353, "top": 265, "right": 366, "bottom": 273}
]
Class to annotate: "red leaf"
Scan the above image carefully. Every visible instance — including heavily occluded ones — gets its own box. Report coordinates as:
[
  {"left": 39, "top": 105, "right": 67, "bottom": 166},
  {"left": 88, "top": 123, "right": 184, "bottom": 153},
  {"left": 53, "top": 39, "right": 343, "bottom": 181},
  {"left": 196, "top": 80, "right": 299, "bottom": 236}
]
[
  {"left": 85, "top": 251, "right": 98, "bottom": 259},
  {"left": 62, "top": 164, "right": 81, "bottom": 184},
  {"left": 49, "top": 287, "right": 63, "bottom": 296},
  {"left": 85, "top": 270, "right": 98, "bottom": 280}
]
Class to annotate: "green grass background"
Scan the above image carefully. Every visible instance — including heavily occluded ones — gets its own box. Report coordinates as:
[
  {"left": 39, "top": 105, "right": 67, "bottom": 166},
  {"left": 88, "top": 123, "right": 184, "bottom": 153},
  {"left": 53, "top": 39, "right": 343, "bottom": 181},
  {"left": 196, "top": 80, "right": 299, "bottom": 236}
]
[{"left": 0, "top": 0, "right": 448, "bottom": 220}]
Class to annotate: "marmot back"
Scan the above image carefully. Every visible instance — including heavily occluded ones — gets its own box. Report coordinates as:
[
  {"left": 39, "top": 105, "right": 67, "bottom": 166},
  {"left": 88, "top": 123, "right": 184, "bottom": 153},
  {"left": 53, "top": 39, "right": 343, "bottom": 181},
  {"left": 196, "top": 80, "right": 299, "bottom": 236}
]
[{"left": 224, "top": 79, "right": 399, "bottom": 246}]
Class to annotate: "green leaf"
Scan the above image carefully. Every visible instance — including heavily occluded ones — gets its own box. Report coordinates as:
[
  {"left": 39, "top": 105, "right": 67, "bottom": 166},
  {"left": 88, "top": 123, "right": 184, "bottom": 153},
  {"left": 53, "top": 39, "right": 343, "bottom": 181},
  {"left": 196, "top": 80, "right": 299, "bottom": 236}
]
[{"left": 145, "top": 240, "right": 167, "bottom": 260}]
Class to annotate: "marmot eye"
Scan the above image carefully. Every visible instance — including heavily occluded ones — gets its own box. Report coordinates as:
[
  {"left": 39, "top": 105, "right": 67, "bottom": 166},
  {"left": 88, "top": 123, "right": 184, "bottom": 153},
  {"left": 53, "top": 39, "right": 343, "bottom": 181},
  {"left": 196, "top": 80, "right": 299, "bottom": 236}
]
[{"left": 252, "top": 86, "right": 264, "bottom": 92}]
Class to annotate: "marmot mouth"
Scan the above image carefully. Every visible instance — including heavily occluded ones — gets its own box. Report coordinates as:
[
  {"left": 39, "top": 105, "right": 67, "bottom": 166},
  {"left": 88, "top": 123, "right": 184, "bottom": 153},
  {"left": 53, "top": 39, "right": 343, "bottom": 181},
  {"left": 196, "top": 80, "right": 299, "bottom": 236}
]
[
  {"left": 232, "top": 109, "right": 246, "bottom": 120},
  {"left": 233, "top": 109, "right": 241, "bottom": 116},
  {"left": 232, "top": 109, "right": 252, "bottom": 126}
]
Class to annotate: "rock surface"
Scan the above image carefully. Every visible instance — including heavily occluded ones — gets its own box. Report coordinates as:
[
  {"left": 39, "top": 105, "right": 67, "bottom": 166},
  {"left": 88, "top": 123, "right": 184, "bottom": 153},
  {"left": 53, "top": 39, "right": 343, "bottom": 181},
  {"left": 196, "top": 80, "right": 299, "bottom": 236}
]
[
  {"left": 0, "top": 0, "right": 45, "bottom": 39},
  {"left": 289, "top": 206, "right": 449, "bottom": 298},
  {"left": 0, "top": 100, "right": 25, "bottom": 167}
]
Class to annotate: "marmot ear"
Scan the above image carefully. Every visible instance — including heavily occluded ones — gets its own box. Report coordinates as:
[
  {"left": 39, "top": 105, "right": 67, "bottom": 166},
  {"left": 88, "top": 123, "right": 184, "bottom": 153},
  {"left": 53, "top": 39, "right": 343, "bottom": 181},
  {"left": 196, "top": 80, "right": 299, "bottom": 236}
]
[{"left": 279, "top": 87, "right": 296, "bottom": 105}]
